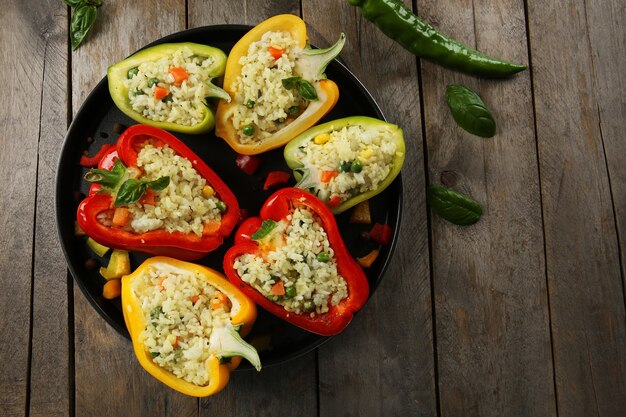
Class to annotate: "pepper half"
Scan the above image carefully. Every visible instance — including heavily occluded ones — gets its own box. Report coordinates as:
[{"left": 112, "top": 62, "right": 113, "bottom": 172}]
[
  {"left": 108, "top": 43, "right": 229, "bottom": 134},
  {"left": 284, "top": 116, "right": 405, "bottom": 214},
  {"left": 223, "top": 188, "right": 369, "bottom": 336},
  {"left": 215, "top": 14, "right": 345, "bottom": 155},
  {"left": 77, "top": 125, "right": 239, "bottom": 260},
  {"left": 122, "top": 256, "right": 260, "bottom": 397}
]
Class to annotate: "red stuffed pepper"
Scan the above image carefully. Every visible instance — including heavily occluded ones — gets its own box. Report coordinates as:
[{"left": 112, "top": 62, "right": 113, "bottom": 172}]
[
  {"left": 223, "top": 188, "right": 369, "bottom": 336},
  {"left": 77, "top": 125, "right": 239, "bottom": 260}
]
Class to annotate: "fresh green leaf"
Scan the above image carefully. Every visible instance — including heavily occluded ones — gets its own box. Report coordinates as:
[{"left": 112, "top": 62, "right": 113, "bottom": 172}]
[
  {"left": 84, "top": 159, "right": 126, "bottom": 189},
  {"left": 115, "top": 179, "right": 146, "bottom": 207},
  {"left": 146, "top": 176, "right": 170, "bottom": 192},
  {"left": 427, "top": 184, "right": 483, "bottom": 225},
  {"left": 281, "top": 77, "right": 300, "bottom": 90},
  {"left": 251, "top": 219, "right": 277, "bottom": 240},
  {"left": 64, "top": 0, "right": 85, "bottom": 7},
  {"left": 70, "top": 5, "right": 97, "bottom": 50},
  {"left": 281, "top": 77, "right": 318, "bottom": 101},
  {"left": 445, "top": 84, "right": 496, "bottom": 138},
  {"left": 86, "top": 0, "right": 102, "bottom": 6}
]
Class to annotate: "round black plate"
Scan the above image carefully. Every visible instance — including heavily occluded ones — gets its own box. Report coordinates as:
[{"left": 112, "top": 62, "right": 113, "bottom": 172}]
[{"left": 56, "top": 25, "right": 402, "bottom": 370}]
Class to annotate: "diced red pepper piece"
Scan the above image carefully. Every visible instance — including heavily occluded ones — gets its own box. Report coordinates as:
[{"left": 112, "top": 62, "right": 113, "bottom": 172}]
[
  {"left": 139, "top": 188, "right": 156, "bottom": 206},
  {"left": 263, "top": 171, "right": 291, "bottom": 190},
  {"left": 270, "top": 280, "right": 285, "bottom": 296},
  {"left": 320, "top": 170, "right": 338, "bottom": 183},
  {"left": 268, "top": 46, "right": 284, "bottom": 60},
  {"left": 168, "top": 67, "right": 188, "bottom": 84},
  {"left": 328, "top": 195, "right": 342, "bottom": 208},
  {"left": 79, "top": 144, "right": 113, "bottom": 167},
  {"left": 154, "top": 86, "right": 170, "bottom": 100},
  {"left": 369, "top": 223, "right": 393, "bottom": 245},
  {"left": 235, "top": 154, "right": 261, "bottom": 175}
]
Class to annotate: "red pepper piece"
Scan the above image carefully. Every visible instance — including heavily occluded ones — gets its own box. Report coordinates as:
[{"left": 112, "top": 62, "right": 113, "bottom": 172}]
[
  {"left": 79, "top": 144, "right": 113, "bottom": 167},
  {"left": 267, "top": 46, "right": 284, "bottom": 60},
  {"left": 263, "top": 171, "right": 291, "bottom": 190},
  {"left": 77, "top": 125, "right": 240, "bottom": 260},
  {"left": 223, "top": 188, "right": 369, "bottom": 336},
  {"left": 235, "top": 154, "right": 261, "bottom": 175},
  {"left": 369, "top": 223, "right": 393, "bottom": 245},
  {"left": 327, "top": 195, "right": 342, "bottom": 208}
]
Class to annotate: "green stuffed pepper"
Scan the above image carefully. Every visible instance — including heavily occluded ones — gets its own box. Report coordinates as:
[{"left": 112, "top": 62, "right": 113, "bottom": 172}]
[
  {"left": 108, "top": 43, "right": 230, "bottom": 134},
  {"left": 284, "top": 116, "right": 405, "bottom": 214}
]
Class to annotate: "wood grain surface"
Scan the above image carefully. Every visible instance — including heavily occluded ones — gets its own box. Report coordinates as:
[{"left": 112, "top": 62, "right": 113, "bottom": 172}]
[{"left": 0, "top": 0, "right": 623, "bottom": 416}]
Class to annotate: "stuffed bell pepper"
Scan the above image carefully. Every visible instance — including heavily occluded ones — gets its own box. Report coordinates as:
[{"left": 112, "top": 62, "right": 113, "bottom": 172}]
[
  {"left": 77, "top": 125, "right": 239, "bottom": 260},
  {"left": 284, "top": 116, "right": 405, "bottom": 214},
  {"left": 223, "top": 188, "right": 369, "bottom": 336},
  {"left": 108, "top": 43, "right": 229, "bottom": 134},
  {"left": 215, "top": 14, "right": 345, "bottom": 155},
  {"left": 122, "top": 256, "right": 261, "bottom": 397}
]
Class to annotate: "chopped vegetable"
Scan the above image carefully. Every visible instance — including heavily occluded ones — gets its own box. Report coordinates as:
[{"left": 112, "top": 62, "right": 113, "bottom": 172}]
[
  {"left": 99, "top": 249, "right": 131, "bottom": 280},
  {"left": 369, "top": 223, "right": 393, "bottom": 245},
  {"left": 316, "top": 252, "right": 330, "bottom": 263},
  {"left": 350, "top": 159, "right": 363, "bottom": 173},
  {"left": 320, "top": 170, "right": 339, "bottom": 183},
  {"left": 86, "top": 237, "right": 110, "bottom": 257},
  {"left": 153, "top": 86, "right": 170, "bottom": 100},
  {"left": 112, "top": 207, "right": 131, "bottom": 227},
  {"left": 127, "top": 67, "right": 139, "bottom": 79},
  {"left": 357, "top": 249, "right": 379, "bottom": 268},
  {"left": 242, "top": 124, "right": 255, "bottom": 136},
  {"left": 313, "top": 133, "right": 331, "bottom": 144},
  {"left": 327, "top": 195, "right": 342, "bottom": 208},
  {"left": 349, "top": 200, "right": 372, "bottom": 224},
  {"left": 263, "top": 171, "right": 291, "bottom": 190},
  {"left": 235, "top": 154, "right": 261, "bottom": 175},
  {"left": 251, "top": 219, "right": 277, "bottom": 240},
  {"left": 102, "top": 279, "right": 121, "bottom": 299},
  {"left": 168, "top": 67, "right": 189, "bottom": 84},
  {"left": 210, "top": 292, "right": 229, "bottom": 310},
  {"left": 215, "top": 200, "right": 227, "bottom": 213},
  {"left": 270, "top": 280, "right": 285, "bottom": 296},
  {"left": 79, "top": 144, "right": 113, "bottom": 167},
  {"left": 268, "top": 45, "right": 285, "bottom": 60}
]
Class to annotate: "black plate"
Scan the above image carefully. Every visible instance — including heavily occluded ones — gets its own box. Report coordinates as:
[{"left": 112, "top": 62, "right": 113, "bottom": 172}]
[{"left": 56, "top": 25, "right": 402, "bottom": 369}]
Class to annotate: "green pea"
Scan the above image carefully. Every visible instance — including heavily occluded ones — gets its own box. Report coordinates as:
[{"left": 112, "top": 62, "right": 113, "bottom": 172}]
[
  {"left": 267, "top": 295, "right": 281, "bottom": 302},
  {"left": 150, "top": 352, "right": 159, "bottom": 358},
  {"left": 148, "top": 77, "right": 160, "bottom": 87},
  {"left": 351, "top": 159, "right": 363, "bottom": 173},
  {"left": 316, "top": 252, "right": 330, "bottom": 263},
  {"left": 162, "top": 93, "right": 173, "bottom": 103},
  {"left": 132, "top": 89, "right": 146, "bottom": 97},
  {"left": 285, "top": 286, "right": 297, "bottom": 298},
  {"left": 302, "top": 301, "right": 314, "bottom": 312},
  {"left": 215, "top": 200, "right": 227, "bottom": 213},
  {"left": 339, "top": 161, "right": 352, "bottom": 172},
  {"left": 242, "top": 124, "right": 255, "bottom": 136},
  {"left": 127, "top": 67, "right": 139, "bottom": 79},
  {"left": 287, "top": 105, "right": 300, "bottom": 115},
  {"left": 245, "top": 99, "right": 256, "bottom": 109}
]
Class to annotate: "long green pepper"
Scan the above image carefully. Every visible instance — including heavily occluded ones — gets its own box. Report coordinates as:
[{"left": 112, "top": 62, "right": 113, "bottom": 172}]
[{"left": 347, "top": 0, "right": 526, "bottom": 78}]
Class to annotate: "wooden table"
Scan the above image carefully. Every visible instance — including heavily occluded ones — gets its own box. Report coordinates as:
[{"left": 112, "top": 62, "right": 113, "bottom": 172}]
[{"left": 2, "top": 0, "right": 624, "bottom": 416}]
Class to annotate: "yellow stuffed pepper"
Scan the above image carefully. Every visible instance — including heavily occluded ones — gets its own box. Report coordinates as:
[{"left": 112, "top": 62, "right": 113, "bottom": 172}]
[
  {"left": 121, "top": 256, "right": 261, "bottom": 397},
  {"left": 215, "top": 14, "right": 345, "bottom": 155}
]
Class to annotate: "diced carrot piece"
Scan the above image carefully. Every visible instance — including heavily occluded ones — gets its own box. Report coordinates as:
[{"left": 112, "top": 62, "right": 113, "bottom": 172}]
[
  {"left": 328, "top": 195, "right": 342, "bottom": 208},
  {"left": 102, "top": 279, "right": 121, "bottom": 299},
  {"left": 168, "top": 67, "right": 188, "bottom": 84},
  {"left": 210, "top": 292, "right": 228, "bottom": 310},
  {"left": 203, "top": 221, "right": 221, "bottom": 235},
  {"left": 270, "top": 280, "right": 285, "bottom": 296},
  {"left": 268, "top": 46, "right": 284, "bottom": 60},
  {"left": 154, "top": 86, "right": 170, "bottom": 100},
  {"left": 357, "top": 249, "right": 380, "bottom": 268},
  {"left": 112, "top": 207, "right": 131, "bottom": 227},
  {"left": 191, "top": 295, "right": 200, "bottom": 304},
  {"left": 320, "top": 170, "right": 339, "bottom": 183}
]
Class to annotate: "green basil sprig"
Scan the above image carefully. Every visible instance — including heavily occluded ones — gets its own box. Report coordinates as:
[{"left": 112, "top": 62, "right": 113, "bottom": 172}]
[
  {"left": 445, "top": 84, "right": 496, "bottom": 138},
  {"left": 115, "top": 176, "right": 169, "bottom": 207},
  {"left": 282, "top": 77, "right": 318, "bottom": 101},
  {"left": 427, "top": 184, "right": 483, "bottom": 225},
  {"left": 65, "top": 0, "right": 103, "bottom": 50},
  {"left": 84, "top": 159, "right": 126, "bottom": 189},
  {"left": 251, "top": 220, "right": 277, "bottom": 240}
]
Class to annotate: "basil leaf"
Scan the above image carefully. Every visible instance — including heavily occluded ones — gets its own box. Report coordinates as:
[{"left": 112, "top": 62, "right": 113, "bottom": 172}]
[
  {"left": 251, "top": 219, "right": 277, "bottom": 240},
  {"left": 114, "top": 179, "right": 147, "bottom": 207},
  {"left": 84, "top": 159, "right": 126, "bottom": 189},
  {"left": 427, "top": 184, "right": 482, "bottom": 225},
  {"left": 296, "top": 79, "right": 318, "bottom": 100},
  {"left": 281, "top": 77, "right": 300, "bottom": 90},
  {"left": 63, "top": 0, "right": 86, "bottom": 6},
  {"left": 445, "top": 84, "right": 496, "bottom": 138},
  {"left": 86, "top": 0, "right": 102, "bottom": 6},
  {"left": 70, "top": 5, "right": 97, "bottom": 50},
  {"left": 146, "top": 176, "right": 170, "bottom": 192}
]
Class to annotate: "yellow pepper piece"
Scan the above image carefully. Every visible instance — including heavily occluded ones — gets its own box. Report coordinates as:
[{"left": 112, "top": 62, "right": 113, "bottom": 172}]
[
  {"left": 202, "top": 184, "right": 215, "bottom": 198},
  {"left": 357, "top": 249, "right": 379, "bottom": 268},
  {"left": 99, "top": 250, "right": 131, "bottom": 280},
  {"left": 358, "top": 146, "right": 374, "bottom": 159},
  {"left": 87, "top": 237, "right": 110, "bottom": 257},
  {"left": 121, "top": 256, "right": 259, "bottom": 397},
  {"left": 313, "top": 133, "right": 331, "bottom": 145}
]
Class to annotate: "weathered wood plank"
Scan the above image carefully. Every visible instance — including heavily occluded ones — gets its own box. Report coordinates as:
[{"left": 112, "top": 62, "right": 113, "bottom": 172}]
[
  {"left": 71, "top": 1, "right": 196, "bottom": 415},
  {"left": 527, "top": 0, "right": 626, "bottom": 415},
  {"left": 415, "top": 0, "right": 556, "bottom": 415},
  {"left": 305, "top": 1, "right": 436, "bottom": 416},
  {"left": 0, "top": 1, "right": 50, "bottom": 415},
  {"left": 29, "top": 0, "right": 71, "bottom": 415},
  {"left": 188, "top": 3, "right": 319, "bottom": 416}
]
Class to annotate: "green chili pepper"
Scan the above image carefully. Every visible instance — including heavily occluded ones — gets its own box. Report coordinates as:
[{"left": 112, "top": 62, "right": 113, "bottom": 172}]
[{"left": 347, "top": 0, "right": 527, "bottom": 78}]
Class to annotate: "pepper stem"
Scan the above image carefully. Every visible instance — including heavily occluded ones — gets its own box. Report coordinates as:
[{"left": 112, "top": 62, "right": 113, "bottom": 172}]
[
  {"left": 296, "top": 33, "right": 346, "bottom": 81},
  {"left": 209, "top": 324, "right": 261, "bottom": 371},
  {"left": 205, "top": 78, "right": 231, "bottom": 102}
]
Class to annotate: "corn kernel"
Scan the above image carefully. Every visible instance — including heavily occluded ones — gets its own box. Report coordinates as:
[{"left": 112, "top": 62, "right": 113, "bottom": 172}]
[
  {"left": 358, "top": 146, "right": 374, "bottom": 159},
  {"left": 313, "top": 133, "right": 331, "bottom": 145},
  {"left": 202, "top": 185, "right": 215, "bottom": 198}
]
